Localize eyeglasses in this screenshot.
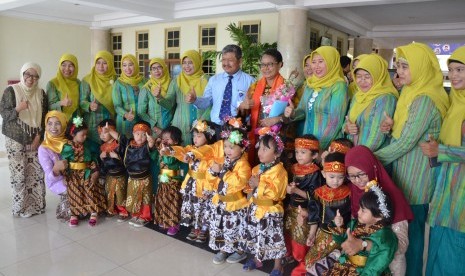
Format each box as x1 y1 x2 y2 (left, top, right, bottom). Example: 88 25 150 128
258 62 277 69
182 61 194 66
347 172 368 182
23 73 40 80
151 66 163 71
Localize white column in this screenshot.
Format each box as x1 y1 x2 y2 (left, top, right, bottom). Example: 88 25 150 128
90 28 111 62
378 48 394 68
354 37 373 58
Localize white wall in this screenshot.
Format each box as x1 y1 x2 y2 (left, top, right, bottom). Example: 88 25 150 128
308 20 350 55
0 16 92 93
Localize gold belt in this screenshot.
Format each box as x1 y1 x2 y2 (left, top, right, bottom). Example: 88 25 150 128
188 170 206 180
252 197 279 206
348 254 367 267
69 162 88 170
218 191 244 202
160 169 179 177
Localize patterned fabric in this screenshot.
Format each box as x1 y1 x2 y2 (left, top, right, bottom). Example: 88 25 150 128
375 96 442 204
56 193 70 221
305 229 340 269
105 174 128 216
5 137 45 216
284 205 310 245
219 75 233 121
293 81 348 150
180 176 208 229
307 249 341 276
209 202 246 253
154 179 182 227
126 175 152 221
346 94 396 152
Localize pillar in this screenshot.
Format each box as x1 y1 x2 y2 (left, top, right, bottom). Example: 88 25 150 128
353 37 373 58
90 28 111 62
277 6 308 81
378 48 394 68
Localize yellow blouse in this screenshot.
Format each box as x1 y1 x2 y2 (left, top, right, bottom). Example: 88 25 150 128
250 162 288 220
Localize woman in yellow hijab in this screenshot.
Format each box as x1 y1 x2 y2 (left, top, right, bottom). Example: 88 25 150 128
156 50 208 145
284 46 348 150
374 42 450 276
420 46 465 275
112 54 147 138
80 50 116 150
344 54 398 152
46 54 80 120
347 54 368 99
38 110 69 221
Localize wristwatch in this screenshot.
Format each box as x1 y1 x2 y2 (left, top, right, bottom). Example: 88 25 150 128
361 240 368 251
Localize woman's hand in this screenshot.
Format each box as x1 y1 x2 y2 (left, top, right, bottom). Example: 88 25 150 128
380 111 393 134
60 93 72 107
420 134 439 158
124 108 135 121
52 160 68 175
90 99 98 112
345 116 359 135
284 101 295 118
15 99 28 112
151 84 162 99
239 95 254 110
259 117 280 127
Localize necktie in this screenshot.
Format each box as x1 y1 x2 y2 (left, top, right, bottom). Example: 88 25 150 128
219 75 233 121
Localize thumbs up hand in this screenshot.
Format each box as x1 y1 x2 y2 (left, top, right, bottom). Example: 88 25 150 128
146 132 155 148
345 116 359 135
420 134 439 158
90 98 98 112
152 83 162 99
380 111 394 133
341 228 363 256
185 86 197 103
239 92 254 110
296 205 309 227
125 107 134 121
61 93 72 107
16 98 29 112
334 209 344 227
284 99 295 118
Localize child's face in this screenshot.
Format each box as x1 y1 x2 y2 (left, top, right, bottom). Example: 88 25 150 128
161 132 175 146
223 140 243 160
99 130 112 143
322 171 345 189
257 141 278 164
193 131 207 147
133 130 147 145
295 148 316 165
73 129 88 144
46 117 62 137
357 206 382 226
347 166 369 190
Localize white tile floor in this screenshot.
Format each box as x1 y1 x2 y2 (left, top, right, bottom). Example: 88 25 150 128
0 157 265 276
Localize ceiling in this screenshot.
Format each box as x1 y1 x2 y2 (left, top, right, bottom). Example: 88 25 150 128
1 0 464 48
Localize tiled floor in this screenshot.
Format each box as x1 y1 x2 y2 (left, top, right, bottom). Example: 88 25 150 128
0 157 265 276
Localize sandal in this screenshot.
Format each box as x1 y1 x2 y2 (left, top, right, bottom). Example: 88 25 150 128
269 269 283 276
69 216 79 227
243 258 262 271
88 214 98 227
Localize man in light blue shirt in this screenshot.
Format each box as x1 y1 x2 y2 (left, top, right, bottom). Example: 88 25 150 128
186 45 254 135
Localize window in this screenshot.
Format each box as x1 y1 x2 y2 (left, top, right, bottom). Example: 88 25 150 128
165 28 180 60
136 31 149 76
336 38 343 55
199 25 217 76
199 25 216 48
111 33 122 76
240 21 260 43
309 29 319 51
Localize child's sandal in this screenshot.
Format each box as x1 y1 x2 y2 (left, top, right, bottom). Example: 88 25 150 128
69 217 79 227
88 214 98 227
243 259 262 271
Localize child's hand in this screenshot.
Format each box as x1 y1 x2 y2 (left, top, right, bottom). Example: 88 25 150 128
286 182 296 194
109 151 119 159
159 143 170 156
306 225 317 246
146 132 155 148
210 161 222 173
153 126 162 137
100 151 107 160
334 209 343 227
183 153 194 163
296 205 309 226
248 174 259 189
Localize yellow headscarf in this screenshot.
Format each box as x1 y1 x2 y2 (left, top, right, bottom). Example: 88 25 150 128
177 50 208 96
349 54 399 122
143 58 171 97
307 46 345 91
439 46 465 146
391 43 450 139
41 111 68 153
348 54 369 99
118 54 144 86
83 51 116 115
294 54 312 106
51 54 79 120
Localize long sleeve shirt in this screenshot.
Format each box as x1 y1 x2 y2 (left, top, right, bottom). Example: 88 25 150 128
137 86 173 130
38 146 66 195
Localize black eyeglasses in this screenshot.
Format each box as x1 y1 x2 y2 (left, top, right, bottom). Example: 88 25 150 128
23 72 39 80
258 62 277 69
347 172 368 182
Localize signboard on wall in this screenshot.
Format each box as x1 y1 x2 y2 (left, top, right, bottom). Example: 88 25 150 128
429 43 465 55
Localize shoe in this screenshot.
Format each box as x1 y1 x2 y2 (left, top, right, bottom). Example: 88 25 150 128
186 229 199 241
133 218 149 228
167 225 180 236
196 231 207 243
117 215 129 222
69 217 79 227
212 251 228 265
269 269 283 276
88 214 98 227
226 252 247 264
20 213 32 218
128 217 138 226
243 258 263 271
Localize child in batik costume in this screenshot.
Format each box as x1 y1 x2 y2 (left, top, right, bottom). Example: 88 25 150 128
325 185 398 276
124 120 157 228
283 134 323 272
160 120 217 242
300 152 351 276
98 119 129 221
154 126 185 236
61 117 106 227
242 130 288 276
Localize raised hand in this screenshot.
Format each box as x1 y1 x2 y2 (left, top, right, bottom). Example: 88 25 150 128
146 132 155 148
239 93 254 110
380 111 393 134
152 83 162 98
341 228 361 256
334 209 343 227
61 93 72 107
90 98 98 111
284 99 295 118
296 205 309 227
16 98 28 112
185 86 197 103
345 116 359 135
420 134 439 158
125 107 135 121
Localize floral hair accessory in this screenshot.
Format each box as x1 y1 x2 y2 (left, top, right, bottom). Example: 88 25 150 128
221 129 250 148
222 116 245 129
72 116 83 128
295 138 319 151
192 120 215 137
323 161 345 173
364 180 378 192
369 185 390 219
257 127 285 154
330 141 350 154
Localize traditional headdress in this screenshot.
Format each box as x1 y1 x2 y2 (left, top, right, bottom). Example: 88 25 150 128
220 116 250 148
256 127 285 154
323 161 345 173
330 141 350 154
295 138 319 151
191 120 215 137
133 122 151 135
368 185 390 219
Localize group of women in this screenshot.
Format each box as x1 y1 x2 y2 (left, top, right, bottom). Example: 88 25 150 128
1 41 464 275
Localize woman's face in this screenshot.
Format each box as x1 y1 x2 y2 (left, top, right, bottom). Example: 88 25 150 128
311 54 328 78
150 62 164 79
182 57 195 76
355 69 374 92
396 61 412 86
122 59 135 77
448 62 465 90
347 166 369 190
303 57 313 78
23 68 39 88
46 117 62 137
60 61 75 78
260 54 281 80
95 58 109 75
